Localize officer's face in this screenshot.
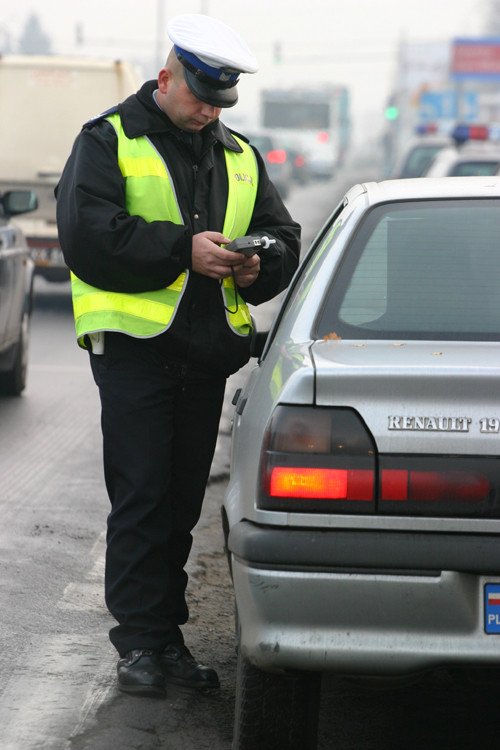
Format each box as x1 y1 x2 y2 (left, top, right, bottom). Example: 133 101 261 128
158 68 222 132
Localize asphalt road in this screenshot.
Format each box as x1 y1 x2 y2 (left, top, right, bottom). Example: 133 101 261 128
5 161 498 750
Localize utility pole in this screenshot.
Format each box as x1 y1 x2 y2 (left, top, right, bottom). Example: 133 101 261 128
155 0 166 74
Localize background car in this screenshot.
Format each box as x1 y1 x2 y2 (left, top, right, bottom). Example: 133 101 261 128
280 135 311 185
224 176 500 748
245 129 294 199
423 143 500 176
390 131 454 178
0 189 38 395
422 124 500 177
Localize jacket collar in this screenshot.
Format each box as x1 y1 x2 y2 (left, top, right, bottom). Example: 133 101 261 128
118 80 244 153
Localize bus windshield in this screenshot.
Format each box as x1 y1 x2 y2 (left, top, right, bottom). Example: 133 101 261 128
262 101 330 130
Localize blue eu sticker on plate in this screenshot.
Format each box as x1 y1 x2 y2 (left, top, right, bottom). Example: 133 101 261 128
485 584 500 633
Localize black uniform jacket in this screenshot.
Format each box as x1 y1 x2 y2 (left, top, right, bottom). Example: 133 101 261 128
56 80 301 377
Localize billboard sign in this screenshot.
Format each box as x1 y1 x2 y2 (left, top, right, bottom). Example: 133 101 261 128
419 90 478 122
452 38 500 80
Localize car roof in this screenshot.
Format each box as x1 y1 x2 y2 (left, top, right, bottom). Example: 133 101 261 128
345 176 500 207
424 143 500 173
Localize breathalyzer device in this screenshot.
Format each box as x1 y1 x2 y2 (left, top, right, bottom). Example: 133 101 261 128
226 235 276 257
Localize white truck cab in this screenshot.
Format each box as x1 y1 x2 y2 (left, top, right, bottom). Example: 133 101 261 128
0 55 141 281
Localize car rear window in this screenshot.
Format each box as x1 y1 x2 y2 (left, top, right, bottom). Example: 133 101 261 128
400 146 444 177
316 199 500 341
450 161 500 176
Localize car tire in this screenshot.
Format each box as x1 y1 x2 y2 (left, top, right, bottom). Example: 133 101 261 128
0 310 30 396
233 642 321 750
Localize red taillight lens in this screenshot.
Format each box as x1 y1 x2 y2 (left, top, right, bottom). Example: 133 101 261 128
382 469 489 502
259 407 376 512
317 131 329 143
294 155 305 167
270 467 373 500
379 456 500 517
267 149 287 164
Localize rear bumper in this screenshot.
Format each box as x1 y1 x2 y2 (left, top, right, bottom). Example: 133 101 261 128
229 522 500 675
229 522 500 575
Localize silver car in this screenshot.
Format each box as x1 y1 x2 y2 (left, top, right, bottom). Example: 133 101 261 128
223 176 500 748
0 189 37 395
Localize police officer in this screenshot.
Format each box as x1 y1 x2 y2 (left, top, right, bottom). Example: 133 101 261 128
56 14 301 697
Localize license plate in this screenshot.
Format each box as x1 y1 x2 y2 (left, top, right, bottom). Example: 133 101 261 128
485 584 500 633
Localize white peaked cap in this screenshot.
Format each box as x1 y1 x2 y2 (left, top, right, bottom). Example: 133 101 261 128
167 14 258 74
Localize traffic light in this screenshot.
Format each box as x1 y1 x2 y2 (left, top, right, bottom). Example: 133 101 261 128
384 104 399 121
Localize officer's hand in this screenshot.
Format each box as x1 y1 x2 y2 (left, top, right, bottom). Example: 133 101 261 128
232 253 260 287
191 231 246 279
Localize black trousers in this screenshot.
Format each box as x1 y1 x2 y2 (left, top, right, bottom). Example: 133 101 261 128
89 333 226 656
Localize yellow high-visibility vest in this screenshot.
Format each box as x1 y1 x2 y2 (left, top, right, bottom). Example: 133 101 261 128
71 112 258 345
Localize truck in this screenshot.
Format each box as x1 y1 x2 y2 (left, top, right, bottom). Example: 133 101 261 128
260 86 350 180
0 55 142 282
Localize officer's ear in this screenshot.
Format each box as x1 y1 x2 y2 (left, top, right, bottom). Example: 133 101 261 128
158 67 173 94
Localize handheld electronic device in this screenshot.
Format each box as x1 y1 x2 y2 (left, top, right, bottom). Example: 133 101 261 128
226 235 276 257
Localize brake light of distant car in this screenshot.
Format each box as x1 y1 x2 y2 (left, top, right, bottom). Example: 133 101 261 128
379 455 500 517
294 155 305 168
266 149 287 164
258 406 376 512
317 131 329 143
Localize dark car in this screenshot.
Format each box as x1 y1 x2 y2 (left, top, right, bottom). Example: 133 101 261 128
0 190 38 395
280 136 311 185
245 130 294 199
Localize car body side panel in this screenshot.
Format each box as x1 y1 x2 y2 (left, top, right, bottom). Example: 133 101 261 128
0 224 29 353
226 345 315 528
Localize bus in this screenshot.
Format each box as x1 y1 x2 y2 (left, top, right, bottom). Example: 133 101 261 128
260 86 350 180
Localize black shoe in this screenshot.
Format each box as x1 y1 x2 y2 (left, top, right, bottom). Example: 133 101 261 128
117 649 166 696
160 644 220 690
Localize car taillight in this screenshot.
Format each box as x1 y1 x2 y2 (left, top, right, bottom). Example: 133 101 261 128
257 406 500 518
258 406 376 512
266 149 287 164
270 467 374 500
379 456 500 517
294 155 305 167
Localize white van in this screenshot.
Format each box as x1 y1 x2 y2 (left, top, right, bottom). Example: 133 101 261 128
0 55 142 281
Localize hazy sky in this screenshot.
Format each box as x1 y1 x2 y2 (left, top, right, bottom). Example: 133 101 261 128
3 0 485 140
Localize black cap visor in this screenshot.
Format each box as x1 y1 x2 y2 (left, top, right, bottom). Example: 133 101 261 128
182 67 238 108
179 58 239 108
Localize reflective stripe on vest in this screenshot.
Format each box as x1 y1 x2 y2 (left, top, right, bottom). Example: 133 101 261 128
71 112 258 344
